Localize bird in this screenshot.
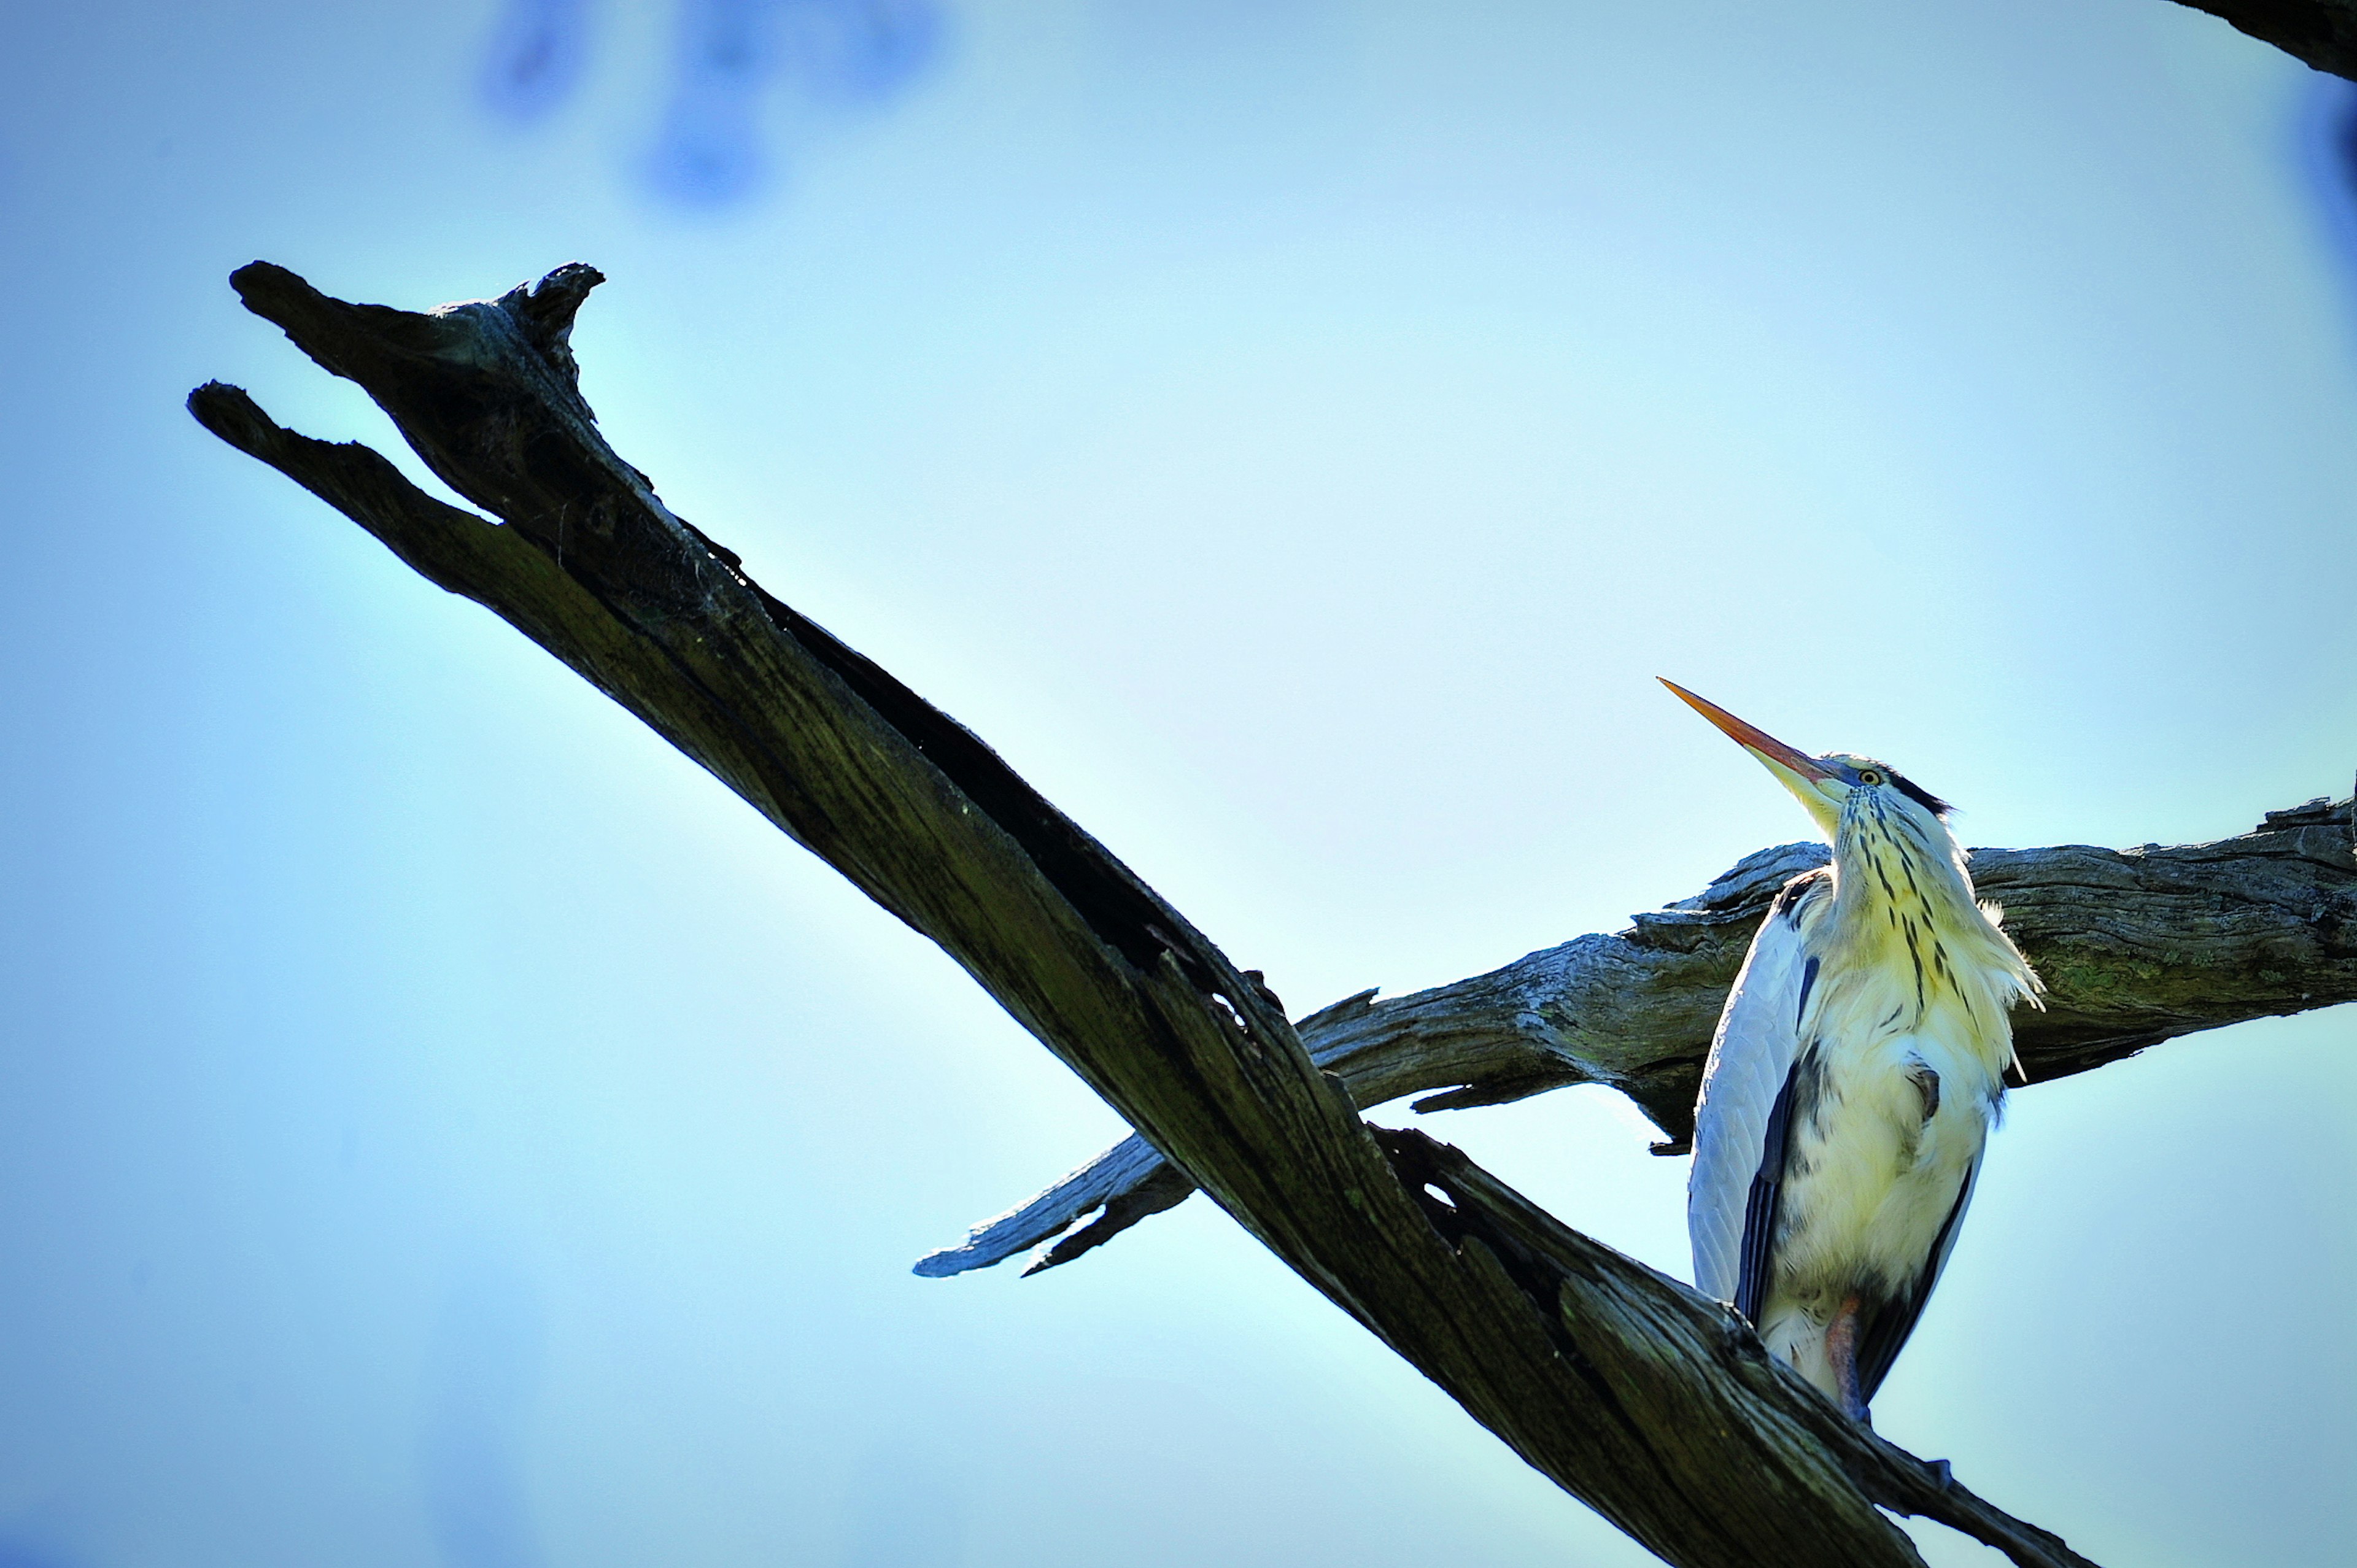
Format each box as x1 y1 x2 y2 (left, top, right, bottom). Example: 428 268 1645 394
1663 679 2042 1420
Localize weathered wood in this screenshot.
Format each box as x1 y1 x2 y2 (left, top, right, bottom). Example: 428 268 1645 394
1385 1130 2092 1568
2168 0 2357 79
926 801 2357 1278
192 261 2100 1568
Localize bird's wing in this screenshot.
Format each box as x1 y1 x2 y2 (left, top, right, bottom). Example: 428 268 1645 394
1689 871 1827 1308
1855 1157 1979 1403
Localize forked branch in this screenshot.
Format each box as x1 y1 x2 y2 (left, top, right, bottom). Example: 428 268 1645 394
924 801 2357 1278
190 261 2129 1568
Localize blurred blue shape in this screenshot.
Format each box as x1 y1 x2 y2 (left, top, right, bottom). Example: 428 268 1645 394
648 0 942 207
419 1264 547 1568
648 0 789 206
648 89 771 206
479 0 593 123
2299 75 2357 274
776 0 941 105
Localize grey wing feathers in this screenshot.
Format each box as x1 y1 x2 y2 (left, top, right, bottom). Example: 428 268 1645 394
1734 1058 1805 1326
1689 875 1824 1304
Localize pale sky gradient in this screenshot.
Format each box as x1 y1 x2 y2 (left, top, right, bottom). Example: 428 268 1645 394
1 3 2353 1566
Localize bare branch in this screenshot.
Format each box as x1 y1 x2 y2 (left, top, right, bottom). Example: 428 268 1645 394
193 262 2101 1568
1385 1130 2094 1568
2167 0 2357 79
927 802 2357 1278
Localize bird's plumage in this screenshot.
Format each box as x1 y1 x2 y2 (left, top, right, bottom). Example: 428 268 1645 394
1690 871 1824 1310
1667 681 2040 1417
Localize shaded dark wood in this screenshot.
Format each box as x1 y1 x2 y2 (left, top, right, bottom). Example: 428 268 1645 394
2170 0 2357 79
192 262 2100 1568
929 801 2357 1278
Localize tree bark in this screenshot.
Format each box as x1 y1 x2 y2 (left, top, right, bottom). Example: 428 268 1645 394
923 800 2357 1279
190 262 2131 1568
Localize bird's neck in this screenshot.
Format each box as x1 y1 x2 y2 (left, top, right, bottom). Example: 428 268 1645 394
1818 799 2028 1054
1828 804 1976 938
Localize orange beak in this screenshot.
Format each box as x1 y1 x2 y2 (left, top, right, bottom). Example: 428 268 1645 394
1658 679 1835 783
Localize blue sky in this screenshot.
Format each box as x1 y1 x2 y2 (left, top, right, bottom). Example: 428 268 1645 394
1 2 2353 1565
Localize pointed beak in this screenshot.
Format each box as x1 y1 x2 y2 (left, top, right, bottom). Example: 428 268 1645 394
1658 679 1837 790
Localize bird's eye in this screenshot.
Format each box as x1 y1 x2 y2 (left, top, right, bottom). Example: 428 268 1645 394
1857 768 1882 786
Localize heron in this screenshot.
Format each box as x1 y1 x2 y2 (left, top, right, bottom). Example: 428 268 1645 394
1664 679 2042 1421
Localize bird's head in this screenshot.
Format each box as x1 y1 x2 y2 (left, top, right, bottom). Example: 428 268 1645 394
1659 679 1953 843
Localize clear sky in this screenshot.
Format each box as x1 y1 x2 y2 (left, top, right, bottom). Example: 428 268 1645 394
2 2 2353 1566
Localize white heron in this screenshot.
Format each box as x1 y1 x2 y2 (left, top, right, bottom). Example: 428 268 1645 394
1665 680 2042 1420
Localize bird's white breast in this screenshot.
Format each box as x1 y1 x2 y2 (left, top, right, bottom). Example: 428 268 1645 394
1768 1017 1997 1303
1753 817 2032 1381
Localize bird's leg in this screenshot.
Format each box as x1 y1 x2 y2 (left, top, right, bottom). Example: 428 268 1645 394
1824 1292 1869 1421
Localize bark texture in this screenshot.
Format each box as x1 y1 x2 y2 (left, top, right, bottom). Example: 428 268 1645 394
192 262 2167 1568
926 801 2357 1279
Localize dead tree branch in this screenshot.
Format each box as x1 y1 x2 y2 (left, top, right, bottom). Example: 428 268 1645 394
924 801 2357 1279
189 261 2118 1568
2169 0 2357 79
